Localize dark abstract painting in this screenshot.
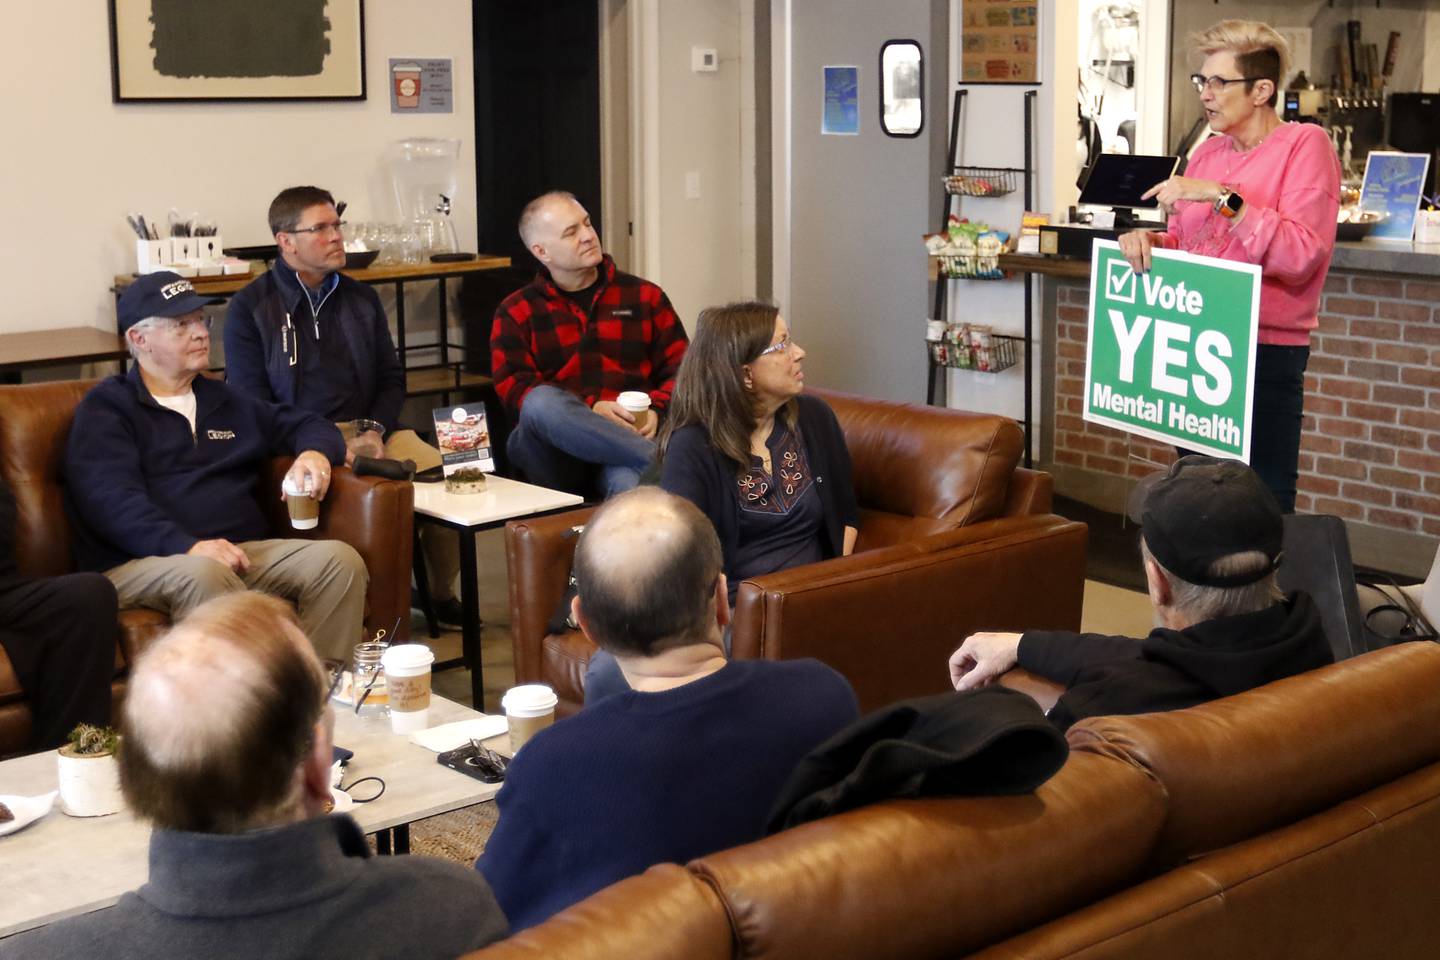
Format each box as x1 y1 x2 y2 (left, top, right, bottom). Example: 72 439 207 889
110 0 365 101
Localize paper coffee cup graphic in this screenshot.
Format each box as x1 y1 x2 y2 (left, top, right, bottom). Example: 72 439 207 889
502 684 558 752
382 644 435 734
282 475 319 530
393 63 422 108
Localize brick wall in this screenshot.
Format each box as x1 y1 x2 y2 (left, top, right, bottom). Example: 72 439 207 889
1050 271 1440 538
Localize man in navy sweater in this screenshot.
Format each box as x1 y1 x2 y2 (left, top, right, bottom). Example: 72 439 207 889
64 272 367 660
476 487 858 930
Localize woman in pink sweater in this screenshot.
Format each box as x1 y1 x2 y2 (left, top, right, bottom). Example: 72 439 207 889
1119 20 1340 513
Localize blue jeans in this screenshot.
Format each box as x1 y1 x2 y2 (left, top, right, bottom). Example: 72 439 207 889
506 385 656 498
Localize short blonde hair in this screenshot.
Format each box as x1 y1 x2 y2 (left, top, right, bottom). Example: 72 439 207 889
1191 20 1290 107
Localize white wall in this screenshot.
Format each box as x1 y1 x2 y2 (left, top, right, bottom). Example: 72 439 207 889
0 2 476 336
650 0 751 323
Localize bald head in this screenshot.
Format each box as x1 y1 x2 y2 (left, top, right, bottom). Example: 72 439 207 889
572 488 723 657
119 592 327 833
517 190 578 248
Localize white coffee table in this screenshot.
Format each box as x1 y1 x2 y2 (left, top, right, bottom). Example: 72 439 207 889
0 695 508 939
412 475 584 709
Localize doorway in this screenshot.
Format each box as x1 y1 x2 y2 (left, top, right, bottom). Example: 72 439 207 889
472 0 604 266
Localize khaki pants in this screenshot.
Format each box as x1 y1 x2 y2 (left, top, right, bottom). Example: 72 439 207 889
106 539 368 660
386 428 460 602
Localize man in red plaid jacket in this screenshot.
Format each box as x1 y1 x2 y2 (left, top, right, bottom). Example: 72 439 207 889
491 191 688 497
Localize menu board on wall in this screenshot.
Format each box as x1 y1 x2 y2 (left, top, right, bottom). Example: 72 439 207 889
961 0 1040 84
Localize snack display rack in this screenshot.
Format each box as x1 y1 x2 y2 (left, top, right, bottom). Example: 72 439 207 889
926 87 1038 467
928 327 1022 374
943 167 1020 198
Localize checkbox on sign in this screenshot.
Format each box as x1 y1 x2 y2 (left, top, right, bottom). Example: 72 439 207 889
1105 259 1136 303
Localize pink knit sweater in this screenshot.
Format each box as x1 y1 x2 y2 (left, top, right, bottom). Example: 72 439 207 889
1155 122 1341 346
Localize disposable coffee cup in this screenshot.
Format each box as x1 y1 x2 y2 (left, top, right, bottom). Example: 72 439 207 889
617 391 653 433
282 475 319 530
381 644 435 734
502 684 558 752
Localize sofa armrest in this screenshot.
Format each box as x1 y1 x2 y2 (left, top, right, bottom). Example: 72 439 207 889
264 460 414 641
1005 467 1053 516
505 507 596 686
730 514 1088 711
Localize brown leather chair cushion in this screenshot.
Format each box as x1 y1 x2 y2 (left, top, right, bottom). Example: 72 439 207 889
541 631 596 718
0 380 95 579
688 751 1165 960
1068 642 1440 868
812 387 1023 526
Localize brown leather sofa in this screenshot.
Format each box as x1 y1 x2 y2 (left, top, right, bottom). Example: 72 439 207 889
0 379 414 755
464 641 1440 960
505 388 1089 715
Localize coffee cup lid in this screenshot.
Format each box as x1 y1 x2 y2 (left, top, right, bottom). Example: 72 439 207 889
502 684 558 715
282 475 314 497
381 643 435 671
616 391 651 411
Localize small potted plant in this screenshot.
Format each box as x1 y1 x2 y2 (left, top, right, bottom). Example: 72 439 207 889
57 723 124 817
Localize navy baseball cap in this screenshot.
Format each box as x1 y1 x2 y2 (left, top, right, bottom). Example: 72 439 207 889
1127 455 1283 587
117 272 223 333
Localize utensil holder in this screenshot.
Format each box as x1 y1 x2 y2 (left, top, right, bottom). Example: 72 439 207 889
135 238 174 274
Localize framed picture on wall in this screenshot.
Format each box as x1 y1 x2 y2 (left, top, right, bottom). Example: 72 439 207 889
960 0 1039 85
108 0 366 102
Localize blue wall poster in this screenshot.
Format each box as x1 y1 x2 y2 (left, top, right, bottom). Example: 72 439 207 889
822 65 859 135
1360 151 1431 241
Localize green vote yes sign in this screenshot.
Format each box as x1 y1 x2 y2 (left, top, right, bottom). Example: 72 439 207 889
1084 240 1261 461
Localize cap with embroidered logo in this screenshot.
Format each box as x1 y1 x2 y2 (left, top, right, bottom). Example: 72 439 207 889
117 272 223 334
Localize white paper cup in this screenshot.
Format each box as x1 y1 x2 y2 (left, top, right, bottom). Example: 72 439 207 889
502 684 558 752
282 475 319 530
381 644 435 733
617 391 653 433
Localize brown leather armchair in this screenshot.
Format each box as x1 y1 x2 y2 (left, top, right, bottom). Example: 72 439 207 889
505 388 1088 714
0 379 414 755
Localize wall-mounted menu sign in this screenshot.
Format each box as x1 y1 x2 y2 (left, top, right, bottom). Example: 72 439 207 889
1360 151 1431 241
960 0 1039 84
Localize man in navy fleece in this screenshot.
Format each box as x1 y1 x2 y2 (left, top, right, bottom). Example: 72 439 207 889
63 271 367 660
476 487 858 930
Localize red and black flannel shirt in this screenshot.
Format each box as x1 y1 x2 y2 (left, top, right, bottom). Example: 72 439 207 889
490 256 689 417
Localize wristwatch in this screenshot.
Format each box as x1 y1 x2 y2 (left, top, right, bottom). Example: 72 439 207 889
1213 188 1245 219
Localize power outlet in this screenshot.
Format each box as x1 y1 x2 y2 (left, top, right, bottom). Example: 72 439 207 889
684 171 702 200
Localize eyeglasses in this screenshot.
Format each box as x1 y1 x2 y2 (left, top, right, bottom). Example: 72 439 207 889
1190 74 1264 95
757 336 794 358
321 658 346 703
162 315 212 334
285 220 347 237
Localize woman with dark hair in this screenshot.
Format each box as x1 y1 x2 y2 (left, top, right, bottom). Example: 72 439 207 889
1118 19 1340 513
582 302 858 702
659 301 858 595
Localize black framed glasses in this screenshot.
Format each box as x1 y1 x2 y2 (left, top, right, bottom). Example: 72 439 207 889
1190 74 1263 95
285 220 347 237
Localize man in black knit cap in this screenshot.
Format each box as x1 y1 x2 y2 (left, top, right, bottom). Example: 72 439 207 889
948 456 1333 731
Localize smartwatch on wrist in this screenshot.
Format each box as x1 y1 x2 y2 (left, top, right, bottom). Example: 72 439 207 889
1213 188 1245 219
